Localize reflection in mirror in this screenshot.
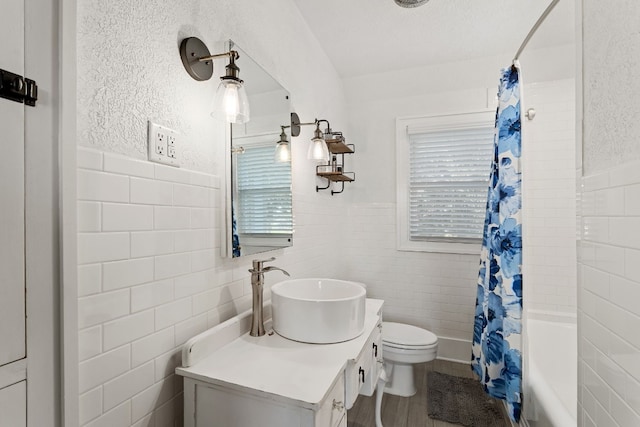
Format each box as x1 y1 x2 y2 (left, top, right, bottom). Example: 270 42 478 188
227 41 293 258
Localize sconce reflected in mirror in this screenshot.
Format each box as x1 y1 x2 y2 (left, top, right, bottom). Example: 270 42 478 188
275 126 291 163
179 37 250 124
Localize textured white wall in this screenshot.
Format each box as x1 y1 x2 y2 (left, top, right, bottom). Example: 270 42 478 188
582 1 640 174
76 1 351 426
340 45 576 361
579 0 640 425
77 0 348 174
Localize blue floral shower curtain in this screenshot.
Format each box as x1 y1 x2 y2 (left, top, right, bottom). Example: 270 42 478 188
471 65 523 422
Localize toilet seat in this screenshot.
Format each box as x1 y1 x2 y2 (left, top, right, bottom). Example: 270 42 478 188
383 341 437 351
382 322 438 348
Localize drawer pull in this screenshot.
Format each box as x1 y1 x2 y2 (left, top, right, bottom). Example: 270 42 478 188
372 343 378 357
359 367 365 383
332 399 344 412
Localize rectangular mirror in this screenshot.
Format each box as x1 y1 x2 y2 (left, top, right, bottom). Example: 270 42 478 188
224 41 293 258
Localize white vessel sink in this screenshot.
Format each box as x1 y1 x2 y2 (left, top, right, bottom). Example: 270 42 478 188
271 278 366 344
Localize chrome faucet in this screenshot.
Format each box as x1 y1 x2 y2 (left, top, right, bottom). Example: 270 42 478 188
248 257 290 337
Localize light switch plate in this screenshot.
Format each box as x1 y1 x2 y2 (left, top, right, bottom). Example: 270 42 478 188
148 121 180 167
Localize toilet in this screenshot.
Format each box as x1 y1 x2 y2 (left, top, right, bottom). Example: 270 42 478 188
381 321 438 397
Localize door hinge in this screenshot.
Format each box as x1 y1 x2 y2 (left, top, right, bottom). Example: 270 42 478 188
0 68 38 106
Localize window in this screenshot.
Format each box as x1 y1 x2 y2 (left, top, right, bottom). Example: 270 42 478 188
396 111 494 254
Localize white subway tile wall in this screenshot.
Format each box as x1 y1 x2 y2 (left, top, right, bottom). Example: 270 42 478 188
84 401 131 427
522 79 577 315
79 386 103 425
578 161 640 426
77 148 227 426
76 147 346 426
342 203 479 343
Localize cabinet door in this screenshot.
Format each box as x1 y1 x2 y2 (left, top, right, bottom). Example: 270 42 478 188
193 382 306 427
0 0 26 368
0 9 27 427
0 381 26 427
360 322 382 397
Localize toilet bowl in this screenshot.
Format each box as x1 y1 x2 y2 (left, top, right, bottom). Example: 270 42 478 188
381 322 438 397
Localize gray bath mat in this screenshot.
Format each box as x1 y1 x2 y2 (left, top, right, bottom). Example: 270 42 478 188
427 371 506 427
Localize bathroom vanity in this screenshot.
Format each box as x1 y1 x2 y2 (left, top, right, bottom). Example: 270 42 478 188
176 299 384 427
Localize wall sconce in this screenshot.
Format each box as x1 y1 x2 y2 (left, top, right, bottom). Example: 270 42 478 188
308 123 330 162
289 113 355 194
179 37 250 124
290 113 341 162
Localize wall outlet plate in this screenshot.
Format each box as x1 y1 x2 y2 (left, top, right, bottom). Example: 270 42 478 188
148 121 180 167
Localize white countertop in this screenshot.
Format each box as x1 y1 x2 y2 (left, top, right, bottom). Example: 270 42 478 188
176 298 383 410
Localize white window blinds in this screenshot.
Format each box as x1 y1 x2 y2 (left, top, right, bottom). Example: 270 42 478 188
236 145 292 235
406 121 494 243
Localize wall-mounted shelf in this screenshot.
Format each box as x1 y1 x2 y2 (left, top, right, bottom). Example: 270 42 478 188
316 170 355 182
316 142 355 195
325 139 354 154
290 113 356 196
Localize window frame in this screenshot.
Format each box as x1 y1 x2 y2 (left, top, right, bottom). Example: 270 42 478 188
396 110 495 255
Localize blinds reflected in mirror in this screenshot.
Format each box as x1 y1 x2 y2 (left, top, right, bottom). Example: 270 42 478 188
235 144 293 235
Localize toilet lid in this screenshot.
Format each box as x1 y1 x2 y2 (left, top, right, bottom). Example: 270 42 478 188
382 322 438 347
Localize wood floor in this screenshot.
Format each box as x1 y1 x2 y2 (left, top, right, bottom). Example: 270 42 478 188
347 359 511 427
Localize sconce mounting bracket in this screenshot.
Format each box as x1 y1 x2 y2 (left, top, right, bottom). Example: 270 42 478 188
180 37 214 81
290 112 301 137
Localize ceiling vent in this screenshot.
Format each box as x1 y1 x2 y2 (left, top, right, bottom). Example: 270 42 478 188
394 0 429 8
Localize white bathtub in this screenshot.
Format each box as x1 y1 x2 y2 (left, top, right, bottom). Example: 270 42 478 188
525 316 577 427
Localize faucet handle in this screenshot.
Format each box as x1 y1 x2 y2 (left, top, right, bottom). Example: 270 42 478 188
251 257 276 271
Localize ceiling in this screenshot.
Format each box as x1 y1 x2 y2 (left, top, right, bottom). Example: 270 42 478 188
292 0 575 78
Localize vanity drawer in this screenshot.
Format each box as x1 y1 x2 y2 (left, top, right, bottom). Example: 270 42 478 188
315 373 346 427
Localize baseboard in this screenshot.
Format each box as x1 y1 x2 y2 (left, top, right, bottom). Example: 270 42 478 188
526 309 577 323
437 336 472 363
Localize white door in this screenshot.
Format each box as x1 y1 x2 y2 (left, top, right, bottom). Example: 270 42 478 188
0 0 27 425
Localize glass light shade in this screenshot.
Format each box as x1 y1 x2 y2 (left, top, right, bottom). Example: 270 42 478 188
212 79 250 124
275 141 291 163
307 137 330 162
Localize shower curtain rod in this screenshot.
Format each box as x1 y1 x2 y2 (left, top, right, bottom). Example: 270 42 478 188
513 0 560 62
